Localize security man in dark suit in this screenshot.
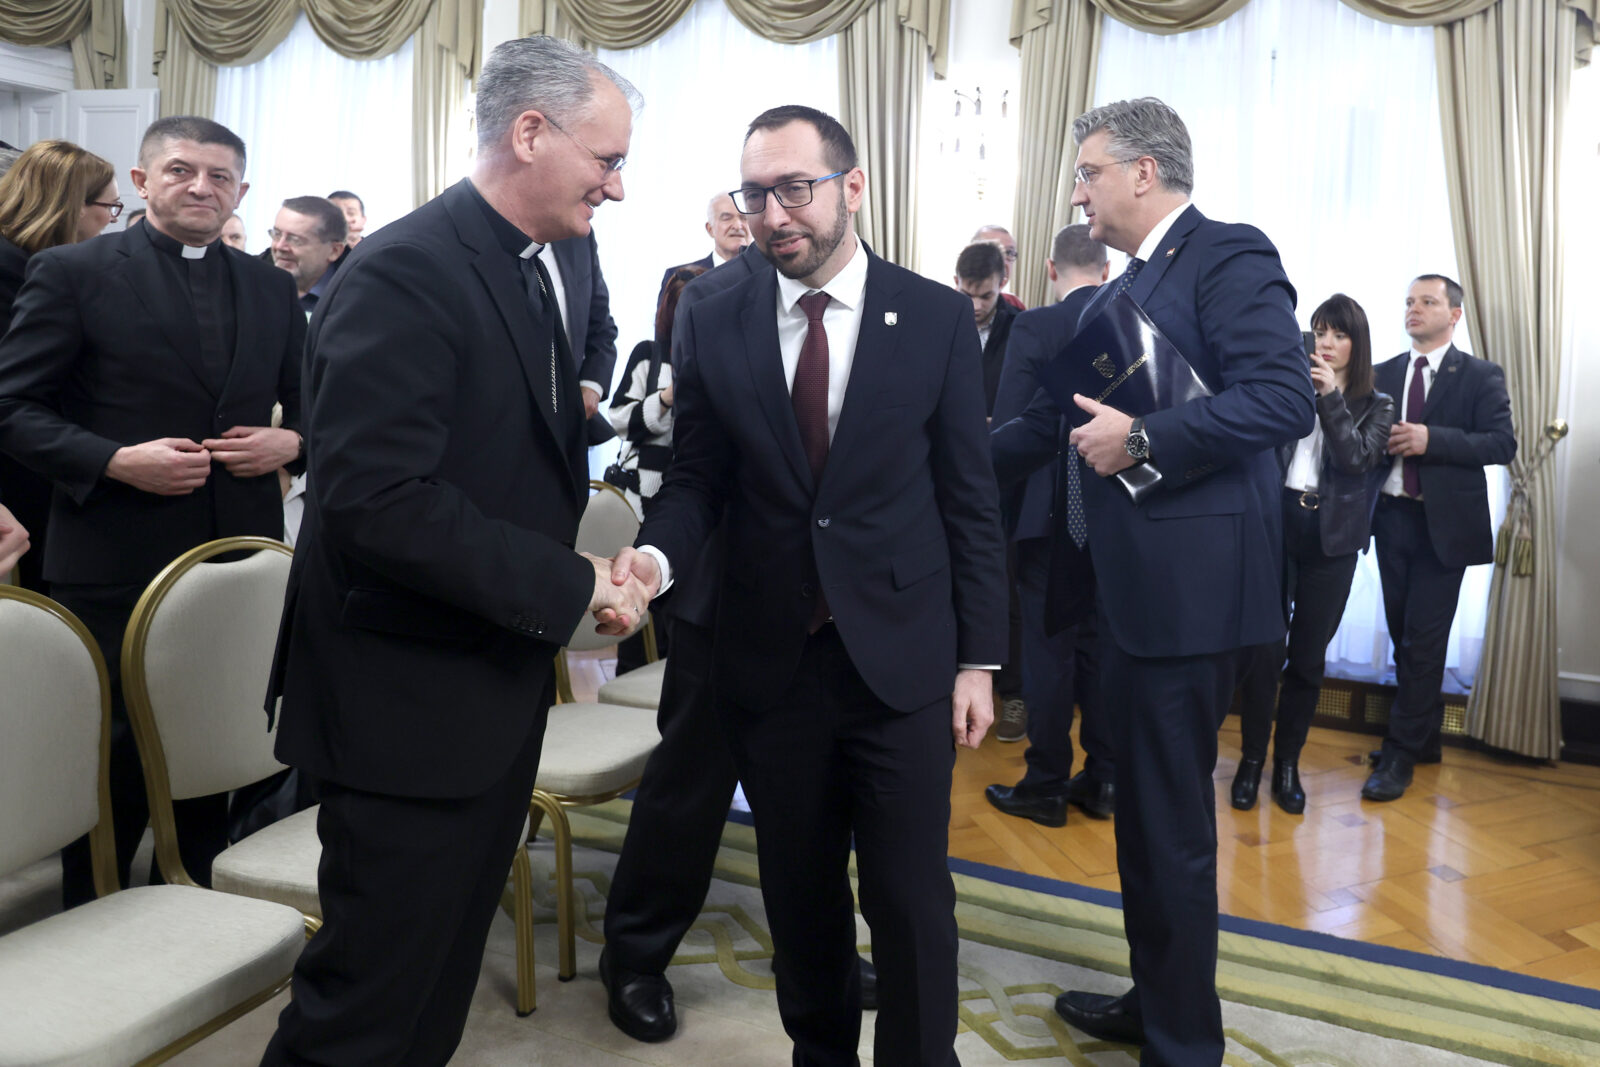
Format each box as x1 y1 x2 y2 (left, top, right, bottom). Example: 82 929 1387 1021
993 98 1314 1064
985 223 1115 827
0 116 305 908
1363 274 1515 802
258 38 650 1065
609 105 1007 1066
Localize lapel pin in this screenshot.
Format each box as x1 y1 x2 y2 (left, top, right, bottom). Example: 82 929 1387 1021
884 312 898 326
1165 247 1176 258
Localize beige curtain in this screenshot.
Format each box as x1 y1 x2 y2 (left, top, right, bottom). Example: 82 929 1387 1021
839 0 928 265
518 0 594 47
0 0 125 89
153 17 217 119
1445 0 1576 759
413 0 480 204
1008 0 1100 308
1090 0 1247 33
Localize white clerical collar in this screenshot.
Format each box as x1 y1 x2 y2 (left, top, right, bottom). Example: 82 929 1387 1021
1133 201 1192 264
181 243 207 259
520 241 543 260
776 234 867 314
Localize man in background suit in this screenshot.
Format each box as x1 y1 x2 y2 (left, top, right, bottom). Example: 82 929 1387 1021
0 116 305 908
656 190 749 300
993 98 1314 1064
972 223 1026 311
544 230 620 445
985 223 1115 827
609 104 1007 1066
259 38 648 1065
1363 274 1514 802
955 240 1018 419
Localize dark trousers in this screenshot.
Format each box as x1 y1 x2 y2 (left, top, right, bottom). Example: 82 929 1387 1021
260 689 550 1067
1104 640 1235 1067
996 542 1023 701
603 618 738 974
1372 496 1463 765
1238 493 1361 765
53 581 229 907
729 625 958 1067
1014 537 1110 792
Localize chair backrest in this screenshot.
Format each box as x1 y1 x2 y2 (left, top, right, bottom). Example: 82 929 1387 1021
122 538 293 809
0 588 113 887
568 482 648 652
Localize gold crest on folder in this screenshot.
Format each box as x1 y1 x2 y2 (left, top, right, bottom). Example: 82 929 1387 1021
1093 353 1117 379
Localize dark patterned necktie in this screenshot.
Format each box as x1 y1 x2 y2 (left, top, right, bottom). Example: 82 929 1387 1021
1065 451 1088 548
793 291 832 480
1402 355 1429 497
1114 256 1145 297
519 254 561 415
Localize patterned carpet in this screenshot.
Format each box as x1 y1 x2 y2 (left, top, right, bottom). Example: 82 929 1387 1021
149 798 1600 1064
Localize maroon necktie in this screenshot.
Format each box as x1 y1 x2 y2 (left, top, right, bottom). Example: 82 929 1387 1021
793 291 831 630
1402 355 1428 497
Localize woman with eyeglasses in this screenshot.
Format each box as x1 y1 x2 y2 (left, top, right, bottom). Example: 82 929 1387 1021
0 139 118 592
1231 293 1395 814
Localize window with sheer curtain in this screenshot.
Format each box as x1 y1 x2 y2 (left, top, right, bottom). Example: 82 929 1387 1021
1094 0 1502 686
213 14 415 257
592 0 838 364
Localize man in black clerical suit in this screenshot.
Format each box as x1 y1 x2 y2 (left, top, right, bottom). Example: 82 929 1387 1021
985 223 1115 828
258 38 649 1065
546 229 620 445
1363 274 1514 802
0 116 305 908
992 98 1314 1065
656 190 749 302
608 105 1006 1067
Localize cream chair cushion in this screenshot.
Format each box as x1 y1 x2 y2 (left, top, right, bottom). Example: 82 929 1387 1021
535 703 659 797
210 805 323 918
596 659 667 710
0 884 303 1067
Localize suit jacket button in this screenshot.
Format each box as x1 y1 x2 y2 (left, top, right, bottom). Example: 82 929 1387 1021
800 582 814 598
817 517 830 528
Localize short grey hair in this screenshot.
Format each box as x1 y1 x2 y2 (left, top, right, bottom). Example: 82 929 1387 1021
1071 97 1194 195
475 36 642 152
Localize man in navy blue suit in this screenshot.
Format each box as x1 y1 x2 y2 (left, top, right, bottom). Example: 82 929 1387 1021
606 104 1007 1066
985 223 1115 828
993 98 1314 1065
1363 275 1514 801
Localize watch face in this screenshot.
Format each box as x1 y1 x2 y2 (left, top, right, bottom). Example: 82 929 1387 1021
1126 432 1149 460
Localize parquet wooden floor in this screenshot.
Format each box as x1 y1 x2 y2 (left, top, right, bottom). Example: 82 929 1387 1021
567 650 1600 991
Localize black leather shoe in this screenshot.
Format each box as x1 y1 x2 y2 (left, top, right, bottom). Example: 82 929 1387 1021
1271 758 1305 815
599 947 676 1042
1053 989 1145 1045
985 783 1068 827
858 955 877 1011
1368 746 1441 766
1361 759 1414 802
1230 758 1263 811
1064 770 1115 819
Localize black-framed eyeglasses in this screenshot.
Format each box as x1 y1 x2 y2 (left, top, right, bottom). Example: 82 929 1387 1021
731 171 846 215
1073 157 1142 186
87 199 123 219
546 115 626 176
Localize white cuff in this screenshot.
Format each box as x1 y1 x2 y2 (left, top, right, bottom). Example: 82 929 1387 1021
958 664 1001 671
637 545 673 595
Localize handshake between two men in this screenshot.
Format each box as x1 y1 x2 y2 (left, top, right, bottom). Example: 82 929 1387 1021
582 547 663 639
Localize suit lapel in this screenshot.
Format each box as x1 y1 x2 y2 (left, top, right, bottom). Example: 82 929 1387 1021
1421 345 1465 421
740 270 814 492
1375 353 1406 401
826 255 903 475
216 251 261 402
119 237 217 396
1127 204 1202 306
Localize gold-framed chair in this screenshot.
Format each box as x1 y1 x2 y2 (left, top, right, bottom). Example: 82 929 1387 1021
120 537 543 1014
0 585 305 1065
521 484 661 980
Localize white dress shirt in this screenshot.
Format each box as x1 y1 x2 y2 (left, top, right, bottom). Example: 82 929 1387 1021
1133 201 1192 266
536 242 604 400
1283 418 1325 493
1381 341 1449 498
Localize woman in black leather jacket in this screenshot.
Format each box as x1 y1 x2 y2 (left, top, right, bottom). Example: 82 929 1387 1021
1233 293 1396 814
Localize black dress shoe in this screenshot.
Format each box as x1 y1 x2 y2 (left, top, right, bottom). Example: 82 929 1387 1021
1271 758 1305 815
858 955 877 1010
1230 757 1263 811
984 783 1068 827
1053 989 1145 1045
1360 759 1414 802
599 947 676 1042
1368 746 1441 766
1064 770 1115 819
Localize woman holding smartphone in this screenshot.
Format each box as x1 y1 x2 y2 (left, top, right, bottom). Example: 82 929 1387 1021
1232 293 1395 814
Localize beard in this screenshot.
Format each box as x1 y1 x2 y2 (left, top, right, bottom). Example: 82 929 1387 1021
759 193 849 281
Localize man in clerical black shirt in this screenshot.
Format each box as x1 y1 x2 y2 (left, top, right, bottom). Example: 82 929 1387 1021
0 115 306 908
